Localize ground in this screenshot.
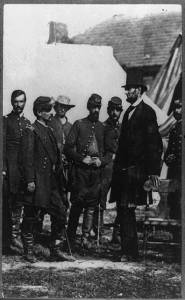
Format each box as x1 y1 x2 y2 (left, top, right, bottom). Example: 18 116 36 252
2 206 181 298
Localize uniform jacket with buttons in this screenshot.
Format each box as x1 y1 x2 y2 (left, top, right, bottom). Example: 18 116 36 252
3 111 31 194
19 120 63 210
64 116 110 166
104 118 121 156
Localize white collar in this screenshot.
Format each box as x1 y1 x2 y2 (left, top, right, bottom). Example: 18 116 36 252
132 97 143 107
37 119 48 127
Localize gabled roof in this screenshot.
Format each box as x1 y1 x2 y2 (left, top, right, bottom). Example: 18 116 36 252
72 12 182 68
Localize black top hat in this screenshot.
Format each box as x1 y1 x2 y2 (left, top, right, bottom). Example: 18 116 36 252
121 70 147 92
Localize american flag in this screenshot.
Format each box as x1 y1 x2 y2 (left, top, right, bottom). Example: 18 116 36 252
146 33 182 136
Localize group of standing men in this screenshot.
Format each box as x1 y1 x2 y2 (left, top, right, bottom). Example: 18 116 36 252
3 75 164 263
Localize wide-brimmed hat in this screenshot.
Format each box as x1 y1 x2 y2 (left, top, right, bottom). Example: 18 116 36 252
55 95 75 109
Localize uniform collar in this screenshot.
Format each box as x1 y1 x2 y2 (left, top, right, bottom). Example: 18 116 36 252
12 110 24 117
106 117 119 128
87 115 99 123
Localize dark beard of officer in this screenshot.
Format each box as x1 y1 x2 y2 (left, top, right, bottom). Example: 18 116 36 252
89 111 99 122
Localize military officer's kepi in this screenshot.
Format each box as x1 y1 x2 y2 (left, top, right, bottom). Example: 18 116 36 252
55 95 75 109
33 96 53 115
108 96 123 111
87 93 102 109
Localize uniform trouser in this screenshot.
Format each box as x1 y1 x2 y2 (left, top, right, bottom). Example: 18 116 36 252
117 206 139 258
68 166 101 242
7 193 23 244
67 203 94 241
93 170 112 237
22 205 66 252
112 213 121 242
93 207 104 237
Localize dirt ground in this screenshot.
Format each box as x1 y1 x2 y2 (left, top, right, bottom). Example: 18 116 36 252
2 207 181 298
2 233 181 299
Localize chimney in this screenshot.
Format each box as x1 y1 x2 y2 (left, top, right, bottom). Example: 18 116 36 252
47 21 70 44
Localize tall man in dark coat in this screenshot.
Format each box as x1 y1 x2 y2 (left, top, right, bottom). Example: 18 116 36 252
110 76 163 261
20 96 75 262
93 97 122 240
64 93 110 249
164 99 182 219
3 90 31 253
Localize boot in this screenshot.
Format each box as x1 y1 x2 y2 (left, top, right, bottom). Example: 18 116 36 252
81 234 92 250
22 232 37 263
111 215 121 244
81 208 94 250
50 240 75 261
10 207 24 253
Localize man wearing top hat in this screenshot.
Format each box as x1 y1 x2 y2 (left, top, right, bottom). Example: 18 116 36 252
3 90 31 254
110 73 163 262
64 93 110 250
92 96 123 241
19 96 75 262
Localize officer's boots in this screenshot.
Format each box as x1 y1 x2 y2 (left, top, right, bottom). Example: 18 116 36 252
10 207 24 254
22 232 37 263
111 215 121 244
21 218 37 263
81 208 94 250
50 240 75 261
50 226 75 262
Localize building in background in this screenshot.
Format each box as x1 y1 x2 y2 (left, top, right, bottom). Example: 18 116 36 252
72 12 181 91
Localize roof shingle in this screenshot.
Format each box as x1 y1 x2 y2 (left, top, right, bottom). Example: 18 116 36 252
72 12 182 67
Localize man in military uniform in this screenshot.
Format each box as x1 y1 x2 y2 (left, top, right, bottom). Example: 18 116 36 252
164 99 182 219
20 96 75 262
92 97 122 241
3 90 31 254
110 75 163 262
64 93 110 249
49 95 75 158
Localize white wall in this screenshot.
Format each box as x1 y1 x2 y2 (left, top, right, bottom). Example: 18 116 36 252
3 43 126 123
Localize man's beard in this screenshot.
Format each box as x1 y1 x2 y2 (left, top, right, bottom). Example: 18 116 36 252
126 95 138 104
14 107 24 114
90 111 99 122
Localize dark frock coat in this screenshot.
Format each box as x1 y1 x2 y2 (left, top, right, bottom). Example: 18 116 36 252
110 100 163 207
20 121 67 223
3 111 31 195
